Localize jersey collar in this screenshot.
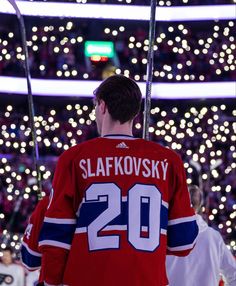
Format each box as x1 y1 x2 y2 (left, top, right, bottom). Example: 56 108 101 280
102 134 136 140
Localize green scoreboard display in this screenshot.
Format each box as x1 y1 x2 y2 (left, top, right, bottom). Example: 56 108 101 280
85 41 115 59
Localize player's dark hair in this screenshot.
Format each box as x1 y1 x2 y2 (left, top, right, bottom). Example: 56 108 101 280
94 75 142 124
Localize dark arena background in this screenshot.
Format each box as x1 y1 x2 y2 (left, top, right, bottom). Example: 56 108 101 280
0 0 235 284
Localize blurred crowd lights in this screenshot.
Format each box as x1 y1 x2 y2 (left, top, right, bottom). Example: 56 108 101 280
0 0 235 257
0 18 235 83
0 102 236 254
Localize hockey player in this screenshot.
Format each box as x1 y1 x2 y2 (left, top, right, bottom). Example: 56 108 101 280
36 75 197 285
21 196 49 284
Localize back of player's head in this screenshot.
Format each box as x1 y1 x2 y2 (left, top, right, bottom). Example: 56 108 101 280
188 185 204 213
94 75 142 124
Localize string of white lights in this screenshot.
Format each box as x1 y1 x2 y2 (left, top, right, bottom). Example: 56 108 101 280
0 1 235 21
0 76 235 99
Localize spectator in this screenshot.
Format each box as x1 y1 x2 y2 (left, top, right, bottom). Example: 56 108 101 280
166 185 236 286
0 247 25 286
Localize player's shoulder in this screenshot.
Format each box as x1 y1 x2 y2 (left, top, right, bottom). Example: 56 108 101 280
30 196 49 223
200 225 224 247
207 226 223 239
35 196 49 212
11 262 25 271
142 139 182 161
58 137 100 162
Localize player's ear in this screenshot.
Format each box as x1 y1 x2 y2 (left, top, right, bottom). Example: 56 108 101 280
100 100 107 114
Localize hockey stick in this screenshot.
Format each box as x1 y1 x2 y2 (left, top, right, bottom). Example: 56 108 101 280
142 0 157 140
7 0 42 200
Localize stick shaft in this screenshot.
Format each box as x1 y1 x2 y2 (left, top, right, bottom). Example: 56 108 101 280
19 16 42 200
143 0 157 140
8 0 42 200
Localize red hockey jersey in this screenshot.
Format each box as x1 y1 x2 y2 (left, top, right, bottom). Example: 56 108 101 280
39 135 198 286
21 196 49 273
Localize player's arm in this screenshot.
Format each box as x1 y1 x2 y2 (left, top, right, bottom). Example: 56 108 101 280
21 196 49 271
38 151 77 285
167 154 198 256
219 234 236 286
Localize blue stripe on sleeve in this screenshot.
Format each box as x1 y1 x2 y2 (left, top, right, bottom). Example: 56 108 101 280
21 244 41 269
160 205 168 230
39 222 76 245
167 220 198 248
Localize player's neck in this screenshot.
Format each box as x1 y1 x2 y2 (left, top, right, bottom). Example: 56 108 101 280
101 119 133 137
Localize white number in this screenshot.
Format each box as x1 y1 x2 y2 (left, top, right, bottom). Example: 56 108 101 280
25 223 33 240
86 183 121 251
128 184 161 251
85 183 161 252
